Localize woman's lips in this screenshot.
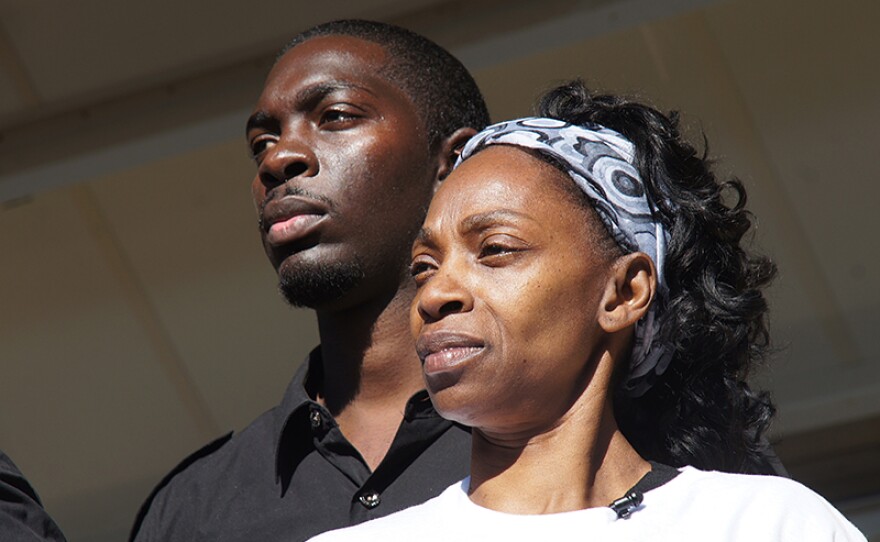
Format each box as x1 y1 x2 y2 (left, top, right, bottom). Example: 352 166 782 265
417 331 486 376
266 213 324 246
422 346 484 375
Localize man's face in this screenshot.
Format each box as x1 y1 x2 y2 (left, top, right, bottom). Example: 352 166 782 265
247 35 436 310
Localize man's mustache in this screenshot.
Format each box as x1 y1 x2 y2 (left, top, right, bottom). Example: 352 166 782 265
258 183 335 231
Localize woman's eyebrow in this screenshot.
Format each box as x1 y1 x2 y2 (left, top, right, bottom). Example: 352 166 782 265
414 209 537 250
413 227 437 249
459 209 536 233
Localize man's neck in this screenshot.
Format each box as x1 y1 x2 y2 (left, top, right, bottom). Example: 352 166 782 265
313 280 425 470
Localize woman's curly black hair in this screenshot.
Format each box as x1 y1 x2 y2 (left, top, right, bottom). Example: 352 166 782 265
537 80 778 474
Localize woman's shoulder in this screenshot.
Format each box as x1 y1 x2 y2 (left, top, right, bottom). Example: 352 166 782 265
669 465 835 503
643 466 866 541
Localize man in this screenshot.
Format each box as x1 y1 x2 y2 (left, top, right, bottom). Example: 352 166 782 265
130 20 490 542
1 450 67 541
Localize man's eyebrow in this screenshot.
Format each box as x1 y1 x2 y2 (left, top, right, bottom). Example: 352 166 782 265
294 81 373 105
246 82 374 135
246 110 273 135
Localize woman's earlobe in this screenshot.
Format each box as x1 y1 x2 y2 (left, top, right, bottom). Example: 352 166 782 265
599 253 656 333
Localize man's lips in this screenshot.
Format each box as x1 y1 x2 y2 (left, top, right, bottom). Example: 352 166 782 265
266 214 323 246
416 331 486 375
260 196 327 247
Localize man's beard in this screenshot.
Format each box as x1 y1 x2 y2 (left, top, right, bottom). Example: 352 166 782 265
278 259 366 308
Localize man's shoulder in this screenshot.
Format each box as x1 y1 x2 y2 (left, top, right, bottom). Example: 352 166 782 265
129 431 233 536
129 406 285 541
132 353 317 535
156 407 281 483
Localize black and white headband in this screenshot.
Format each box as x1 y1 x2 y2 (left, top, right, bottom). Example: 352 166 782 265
455 117 674 396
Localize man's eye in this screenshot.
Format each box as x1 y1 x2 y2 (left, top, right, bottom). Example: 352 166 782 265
321 109 358 125
249 137 275 160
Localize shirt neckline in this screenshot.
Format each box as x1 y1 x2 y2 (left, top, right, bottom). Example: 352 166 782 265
453 462 682 523
272 346 449 485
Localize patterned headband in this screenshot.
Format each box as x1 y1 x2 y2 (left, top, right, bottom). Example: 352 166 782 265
455 117 673 396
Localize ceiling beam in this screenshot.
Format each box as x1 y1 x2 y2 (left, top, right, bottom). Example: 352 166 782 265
0 20 41 107
0 0 720 203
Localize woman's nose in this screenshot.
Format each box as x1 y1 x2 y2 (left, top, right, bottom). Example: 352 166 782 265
416 265 474 324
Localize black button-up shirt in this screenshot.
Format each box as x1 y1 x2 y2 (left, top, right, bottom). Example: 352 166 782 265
0 450 67 541
130 348 470 542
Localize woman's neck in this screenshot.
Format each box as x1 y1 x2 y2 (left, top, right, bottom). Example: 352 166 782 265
467 390 649 515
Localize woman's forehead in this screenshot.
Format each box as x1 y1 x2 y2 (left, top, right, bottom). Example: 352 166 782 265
427 146 591 235
444 147 563 197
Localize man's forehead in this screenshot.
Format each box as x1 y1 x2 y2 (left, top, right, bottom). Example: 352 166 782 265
275 34 390 74
255 35 419 116
259 36 398 101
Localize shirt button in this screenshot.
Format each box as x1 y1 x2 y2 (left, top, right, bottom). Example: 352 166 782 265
358 490 381 509
309 409 322 429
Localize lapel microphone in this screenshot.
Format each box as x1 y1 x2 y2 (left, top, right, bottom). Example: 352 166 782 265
609 490 644 519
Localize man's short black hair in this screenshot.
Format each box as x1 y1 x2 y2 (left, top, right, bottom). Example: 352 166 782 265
279 19 490 149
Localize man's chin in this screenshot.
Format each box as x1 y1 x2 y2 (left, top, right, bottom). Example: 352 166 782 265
277 259 365 309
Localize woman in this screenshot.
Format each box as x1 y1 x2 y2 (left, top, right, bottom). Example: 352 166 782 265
308 81 865 541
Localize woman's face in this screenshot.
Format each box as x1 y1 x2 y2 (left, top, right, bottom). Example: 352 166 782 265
410 146 616 434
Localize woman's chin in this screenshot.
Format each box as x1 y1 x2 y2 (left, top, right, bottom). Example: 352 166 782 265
426 384 482 426
423 365 462 393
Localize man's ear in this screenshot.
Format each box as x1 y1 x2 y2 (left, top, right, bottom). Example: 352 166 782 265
434 127 478 188
598 252 656 333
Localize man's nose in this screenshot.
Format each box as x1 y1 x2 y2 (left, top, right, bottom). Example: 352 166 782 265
416 265 474 324
258 136 318 190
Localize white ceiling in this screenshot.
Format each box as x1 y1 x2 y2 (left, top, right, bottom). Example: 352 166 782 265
1 0 878 540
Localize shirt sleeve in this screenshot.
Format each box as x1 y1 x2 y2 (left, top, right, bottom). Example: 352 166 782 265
129 432 232 542
777 481 868 542
0 451 67 542
717 473 869 542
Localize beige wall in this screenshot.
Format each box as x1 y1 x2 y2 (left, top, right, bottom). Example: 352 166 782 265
1 0 878 539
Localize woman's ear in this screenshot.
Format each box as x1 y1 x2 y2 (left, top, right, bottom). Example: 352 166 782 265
598 252 656 333
434 127 478 187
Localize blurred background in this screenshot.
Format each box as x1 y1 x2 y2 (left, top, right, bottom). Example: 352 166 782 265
1 0 878 540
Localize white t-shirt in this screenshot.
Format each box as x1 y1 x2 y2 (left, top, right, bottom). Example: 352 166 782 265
308 466 866 541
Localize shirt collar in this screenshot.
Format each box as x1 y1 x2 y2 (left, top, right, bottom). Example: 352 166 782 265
276 347 321 423
273 347 448 488
273 348 319 489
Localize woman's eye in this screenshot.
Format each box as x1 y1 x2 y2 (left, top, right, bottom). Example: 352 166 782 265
479 242 523 260
410 260 436 284
478 236 528 264
479 243 512 257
